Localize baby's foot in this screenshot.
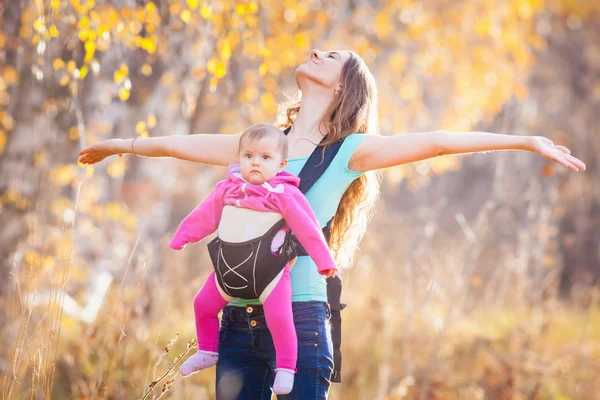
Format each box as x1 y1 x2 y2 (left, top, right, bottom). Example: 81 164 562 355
179 350 219 377
272 368 295 395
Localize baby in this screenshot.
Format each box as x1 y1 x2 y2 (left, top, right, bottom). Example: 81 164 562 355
170 123 337 394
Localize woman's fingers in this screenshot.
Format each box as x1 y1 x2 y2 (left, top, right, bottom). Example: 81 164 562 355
569 155 586 171
555 145 571 154
559 154 585 172
562 153 586 171
552 144 585 170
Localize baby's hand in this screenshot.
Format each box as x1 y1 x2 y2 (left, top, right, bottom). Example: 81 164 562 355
324 269 337 278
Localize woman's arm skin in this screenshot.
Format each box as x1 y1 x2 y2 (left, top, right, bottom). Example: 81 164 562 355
349 130 586 173
78 133 241 166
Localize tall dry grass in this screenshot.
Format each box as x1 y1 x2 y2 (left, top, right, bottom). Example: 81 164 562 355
2 181 599 399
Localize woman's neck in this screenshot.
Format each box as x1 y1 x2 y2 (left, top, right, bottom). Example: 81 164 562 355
288 92 333 143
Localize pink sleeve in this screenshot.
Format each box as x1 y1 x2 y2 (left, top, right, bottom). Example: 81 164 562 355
276 189 338 275
169 182 226 250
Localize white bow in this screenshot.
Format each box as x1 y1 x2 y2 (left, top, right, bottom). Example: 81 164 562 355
262 182 284 193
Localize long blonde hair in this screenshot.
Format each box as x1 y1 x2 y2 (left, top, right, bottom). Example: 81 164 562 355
276 51 381 269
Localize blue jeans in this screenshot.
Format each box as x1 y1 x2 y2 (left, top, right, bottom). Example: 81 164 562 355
215 301 334 399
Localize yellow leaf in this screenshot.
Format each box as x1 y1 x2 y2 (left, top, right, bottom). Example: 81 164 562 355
53 164 77 186
200 5 212 19
107 157 126 178
78 16 90 29
215 62 226 78
260 92 277 114
169 3 181 15
52 58 65 70
140 37 156 53
33 18 46 34
259 63 267 76
147 113 157 128
135 121 146 134
79 65 88 79
206 59 216 73
187 0 199 10
140 63 152 76
118 87 130 101
0 111 13 130
295 33 310 53
0 129 6 155
89 10 100 22
220 38 231 60
78 28 90 42
473 18 490 37
67 60 76 73
123 213 138 230
59 74 70 86
3 66 19 85
235 4 246 16
114 64 128 83
3 188 19 203
51 0 60 9
374 12 390 39
139 130 149 138
160 72 175 85
84 40 96 54
106 202 122 219
180 9 192 23
86 165 94 177
49 24 59 38
431 155 460 174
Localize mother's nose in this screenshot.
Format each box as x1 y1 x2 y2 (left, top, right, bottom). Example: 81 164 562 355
311 49 321 59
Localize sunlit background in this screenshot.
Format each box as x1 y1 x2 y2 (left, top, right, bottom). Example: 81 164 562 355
1 0 599 399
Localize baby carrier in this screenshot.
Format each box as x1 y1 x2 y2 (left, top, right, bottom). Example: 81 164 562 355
206 126 348 382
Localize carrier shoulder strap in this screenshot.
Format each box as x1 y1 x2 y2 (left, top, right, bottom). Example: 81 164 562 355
283 125 346 383
283 127 345 196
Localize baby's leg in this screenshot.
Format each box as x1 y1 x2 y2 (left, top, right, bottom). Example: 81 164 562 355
261 263 297 394
180 272 234 377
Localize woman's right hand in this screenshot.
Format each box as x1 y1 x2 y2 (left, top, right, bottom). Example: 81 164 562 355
78 139 123 165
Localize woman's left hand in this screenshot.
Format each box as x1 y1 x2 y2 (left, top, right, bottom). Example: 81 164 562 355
528 136 586 172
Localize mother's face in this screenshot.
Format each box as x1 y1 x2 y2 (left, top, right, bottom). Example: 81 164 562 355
295 49 351 93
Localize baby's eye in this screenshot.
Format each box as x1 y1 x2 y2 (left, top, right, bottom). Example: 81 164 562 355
263 155 270 160
245 154 252 158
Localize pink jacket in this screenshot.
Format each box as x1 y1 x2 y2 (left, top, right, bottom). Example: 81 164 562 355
169 163 337 275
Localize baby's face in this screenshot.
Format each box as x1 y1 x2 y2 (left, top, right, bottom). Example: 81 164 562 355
239 136 287 184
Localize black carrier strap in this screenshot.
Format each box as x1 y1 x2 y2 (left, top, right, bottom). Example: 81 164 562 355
283 126 346 383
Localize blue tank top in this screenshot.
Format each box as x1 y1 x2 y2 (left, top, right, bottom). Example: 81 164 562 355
230 133 367 306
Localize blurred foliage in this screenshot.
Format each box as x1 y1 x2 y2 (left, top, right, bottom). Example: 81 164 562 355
0 0 599 399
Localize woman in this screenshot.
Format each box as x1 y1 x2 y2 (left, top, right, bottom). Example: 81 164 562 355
79 49 585 399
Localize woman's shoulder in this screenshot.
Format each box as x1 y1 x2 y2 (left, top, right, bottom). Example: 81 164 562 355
334 133 368 176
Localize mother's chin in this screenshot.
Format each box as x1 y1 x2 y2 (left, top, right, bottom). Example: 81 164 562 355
294 65 318 91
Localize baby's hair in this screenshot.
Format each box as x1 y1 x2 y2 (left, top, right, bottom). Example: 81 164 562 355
239 123 288 159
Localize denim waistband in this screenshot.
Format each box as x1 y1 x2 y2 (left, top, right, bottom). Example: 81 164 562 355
221 300 330 330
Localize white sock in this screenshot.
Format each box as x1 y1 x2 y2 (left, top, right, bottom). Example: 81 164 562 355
179 350 219 377
272 368 295 395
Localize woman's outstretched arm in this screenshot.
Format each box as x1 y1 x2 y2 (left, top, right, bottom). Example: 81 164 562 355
349 130 586 173
78 133 241 166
